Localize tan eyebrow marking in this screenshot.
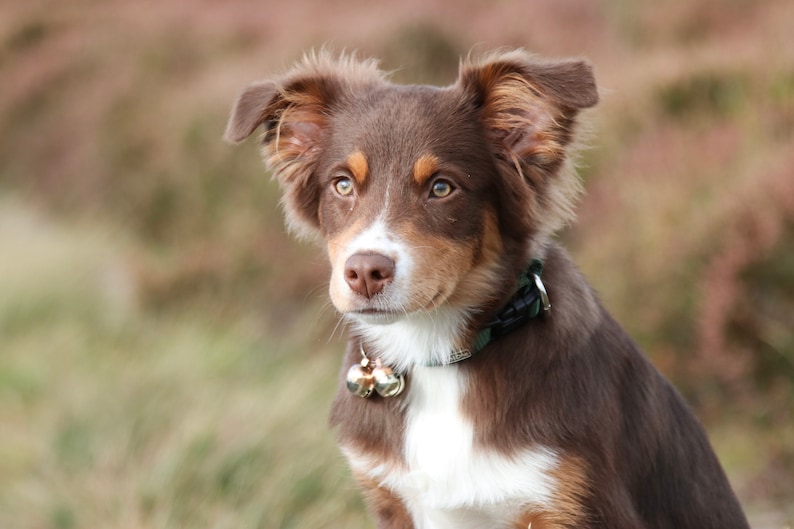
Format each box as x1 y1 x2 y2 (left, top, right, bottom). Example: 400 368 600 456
413 153 439 185
346 150 369 184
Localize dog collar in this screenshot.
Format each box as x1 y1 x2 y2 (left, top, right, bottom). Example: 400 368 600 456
459 259 550 357
345 260 550 398
429 258 551 366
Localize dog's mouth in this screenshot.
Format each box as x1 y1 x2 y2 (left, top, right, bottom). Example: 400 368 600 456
344 289 451 325
356 307 396 314
348 308 404 324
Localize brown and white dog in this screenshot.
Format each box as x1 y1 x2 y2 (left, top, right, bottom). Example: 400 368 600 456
225 50 750 529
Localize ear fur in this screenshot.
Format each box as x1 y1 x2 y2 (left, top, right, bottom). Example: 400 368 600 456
224 51 385 238
224 81 279 143
457 50 599 237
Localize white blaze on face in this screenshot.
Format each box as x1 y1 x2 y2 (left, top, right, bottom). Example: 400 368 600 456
327 218 415 314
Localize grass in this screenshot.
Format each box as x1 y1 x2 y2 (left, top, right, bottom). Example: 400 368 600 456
0 199 368 529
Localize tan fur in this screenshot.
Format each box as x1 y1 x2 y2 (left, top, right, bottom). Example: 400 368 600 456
412 153 439 186
512 450 589 527
346 150 369 185
398 227 478 311
444 209 507 310
355 473 414 529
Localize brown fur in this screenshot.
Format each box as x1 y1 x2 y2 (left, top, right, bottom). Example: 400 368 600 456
225 49 751 529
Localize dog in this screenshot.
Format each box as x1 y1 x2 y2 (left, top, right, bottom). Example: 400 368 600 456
225 49 750 529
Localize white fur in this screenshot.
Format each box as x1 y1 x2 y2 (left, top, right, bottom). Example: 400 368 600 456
343 325 560 529
353 307 470 373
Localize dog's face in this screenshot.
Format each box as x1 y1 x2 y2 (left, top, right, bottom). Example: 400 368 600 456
226 51 597 325
313 88 505 321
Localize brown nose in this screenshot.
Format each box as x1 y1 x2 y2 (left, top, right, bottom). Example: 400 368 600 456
344 253 395 299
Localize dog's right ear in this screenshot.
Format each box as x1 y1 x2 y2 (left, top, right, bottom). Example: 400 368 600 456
224 81 279 143
224 74 334 237
224 75 334 157
225 52 384 237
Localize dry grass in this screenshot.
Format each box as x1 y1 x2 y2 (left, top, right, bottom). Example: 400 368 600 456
1 0 793 527
0 201 369 528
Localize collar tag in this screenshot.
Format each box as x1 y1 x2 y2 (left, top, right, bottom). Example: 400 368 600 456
446 349 473 365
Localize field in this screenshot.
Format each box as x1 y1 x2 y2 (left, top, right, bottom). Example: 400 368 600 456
1 0 793 527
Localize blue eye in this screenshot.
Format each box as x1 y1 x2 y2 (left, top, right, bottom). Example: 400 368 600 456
334 177 354 196
431 180 453 198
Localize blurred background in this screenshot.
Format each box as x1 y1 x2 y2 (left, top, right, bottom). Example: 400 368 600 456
1 0 792 527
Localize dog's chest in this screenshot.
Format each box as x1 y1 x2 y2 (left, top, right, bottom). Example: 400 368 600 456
345 366 561 529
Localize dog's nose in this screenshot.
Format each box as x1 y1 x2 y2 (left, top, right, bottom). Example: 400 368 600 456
344 253 395 299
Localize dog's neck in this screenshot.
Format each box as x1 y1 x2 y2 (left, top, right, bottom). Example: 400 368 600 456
352 306 472 374
351 259 549 374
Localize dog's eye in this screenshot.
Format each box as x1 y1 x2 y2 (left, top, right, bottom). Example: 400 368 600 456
333 177 354 197
430 180 454 198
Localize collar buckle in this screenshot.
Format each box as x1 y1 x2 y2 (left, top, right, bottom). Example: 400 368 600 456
533 271 552 314
487 262 550 341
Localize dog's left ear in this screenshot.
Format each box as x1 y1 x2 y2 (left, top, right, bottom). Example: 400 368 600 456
458 50 597 175
457 50 598 235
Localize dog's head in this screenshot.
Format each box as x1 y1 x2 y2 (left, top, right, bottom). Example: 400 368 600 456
226 50 597 328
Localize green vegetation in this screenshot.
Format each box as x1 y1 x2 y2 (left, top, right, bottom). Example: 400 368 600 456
0 202 368 528
1 0 792 527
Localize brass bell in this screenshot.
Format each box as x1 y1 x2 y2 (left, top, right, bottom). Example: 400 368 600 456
372 363 405 398
346 359 375 398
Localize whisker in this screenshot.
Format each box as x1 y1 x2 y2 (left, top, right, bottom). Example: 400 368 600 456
303 281 329 305
328 314 349 343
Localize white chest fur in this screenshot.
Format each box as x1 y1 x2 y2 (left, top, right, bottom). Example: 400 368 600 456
344 365 561 529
